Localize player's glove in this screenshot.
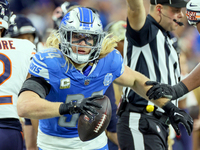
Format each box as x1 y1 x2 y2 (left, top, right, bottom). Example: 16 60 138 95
186 0 200 26
59 95 103 120
162 101 193 136
145 81 189 100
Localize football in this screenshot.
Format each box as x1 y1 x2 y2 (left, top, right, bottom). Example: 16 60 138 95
78 95 112 141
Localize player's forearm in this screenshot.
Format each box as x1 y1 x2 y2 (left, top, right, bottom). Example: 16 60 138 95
182 63 200 92
114 66 170 108
133 82 169 107
17 91 62 119
133 72 170 108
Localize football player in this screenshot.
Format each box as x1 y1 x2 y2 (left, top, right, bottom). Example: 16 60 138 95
6 14 39 150
0 0 36 150
7 14 40 49
17 7 192 150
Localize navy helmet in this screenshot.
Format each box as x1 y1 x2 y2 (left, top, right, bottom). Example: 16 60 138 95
7 14 36 38
0 0 11 30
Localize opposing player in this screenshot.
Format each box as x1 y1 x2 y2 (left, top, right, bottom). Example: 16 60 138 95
0 0 36 150
6 14 39 150
7 14 38 43
17 7 193 150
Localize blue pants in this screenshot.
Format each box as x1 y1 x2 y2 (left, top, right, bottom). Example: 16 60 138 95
0 128 23 150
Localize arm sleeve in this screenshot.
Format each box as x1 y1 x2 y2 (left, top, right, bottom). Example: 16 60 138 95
19 76 51 98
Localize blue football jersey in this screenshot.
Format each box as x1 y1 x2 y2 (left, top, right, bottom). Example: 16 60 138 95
29 48 124 138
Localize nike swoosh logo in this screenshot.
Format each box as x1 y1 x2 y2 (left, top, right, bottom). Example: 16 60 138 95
174 112 184 117
190 3 198 7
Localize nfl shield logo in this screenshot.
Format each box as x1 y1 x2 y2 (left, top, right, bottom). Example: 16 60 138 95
103 73 113 86
84 79 90 85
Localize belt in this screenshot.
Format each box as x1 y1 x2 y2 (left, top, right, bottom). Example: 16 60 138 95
125 103 170 125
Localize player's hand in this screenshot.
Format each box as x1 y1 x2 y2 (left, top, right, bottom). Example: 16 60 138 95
186 0 200 26
59 95 102 120
146 81 175 100
162 102 193 136
146 81 189 100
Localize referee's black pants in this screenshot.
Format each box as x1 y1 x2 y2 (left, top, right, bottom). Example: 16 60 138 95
117 111 169 150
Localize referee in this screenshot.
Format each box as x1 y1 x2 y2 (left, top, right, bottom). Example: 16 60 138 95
117 0 189 150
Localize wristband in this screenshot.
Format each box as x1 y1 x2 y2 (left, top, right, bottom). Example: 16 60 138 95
173 81 189 99
59 103 70 115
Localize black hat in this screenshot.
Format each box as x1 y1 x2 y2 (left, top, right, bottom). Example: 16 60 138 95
150 0 187 8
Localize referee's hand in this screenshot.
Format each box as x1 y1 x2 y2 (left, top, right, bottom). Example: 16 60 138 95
162 101 193 136
146 81 189 101
145 81 174 100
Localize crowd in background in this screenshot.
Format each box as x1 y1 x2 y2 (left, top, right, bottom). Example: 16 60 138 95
6 0 200 149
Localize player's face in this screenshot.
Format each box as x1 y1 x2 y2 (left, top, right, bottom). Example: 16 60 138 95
71 33 94 55
17 34 35 43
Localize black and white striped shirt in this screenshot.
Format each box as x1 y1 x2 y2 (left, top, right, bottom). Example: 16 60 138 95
123 15 181 110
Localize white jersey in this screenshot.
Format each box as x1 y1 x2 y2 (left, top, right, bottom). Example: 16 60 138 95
37 129 108 150
0 38 36 119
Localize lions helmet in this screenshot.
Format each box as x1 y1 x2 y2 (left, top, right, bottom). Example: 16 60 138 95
59 7 106 64
0 0 11 30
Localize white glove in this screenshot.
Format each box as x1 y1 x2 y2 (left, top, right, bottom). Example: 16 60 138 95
186 0 200 26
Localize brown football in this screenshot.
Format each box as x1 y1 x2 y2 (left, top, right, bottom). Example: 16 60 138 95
78 95 112 141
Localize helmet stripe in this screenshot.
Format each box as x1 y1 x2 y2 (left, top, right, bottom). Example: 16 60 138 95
89 9 93 28
78 7 94 28
78 7 83 27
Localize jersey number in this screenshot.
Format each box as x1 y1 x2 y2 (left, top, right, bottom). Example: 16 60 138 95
0 53 12 105
58 90 103 127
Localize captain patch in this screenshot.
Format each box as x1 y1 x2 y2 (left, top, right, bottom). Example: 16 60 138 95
60 78 70 89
